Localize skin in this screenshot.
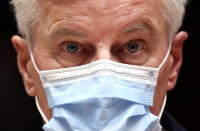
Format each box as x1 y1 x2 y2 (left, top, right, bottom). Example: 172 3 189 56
12 0 188 122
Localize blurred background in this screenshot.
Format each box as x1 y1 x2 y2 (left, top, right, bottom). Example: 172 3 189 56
0 1 199 131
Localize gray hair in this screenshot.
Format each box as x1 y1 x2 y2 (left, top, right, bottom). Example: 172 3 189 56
161 0 188 41
10 0 39 45
10 0 188 45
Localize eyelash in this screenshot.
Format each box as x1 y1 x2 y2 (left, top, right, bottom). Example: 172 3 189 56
120 40 145 53
61 41 82 54
60 39 146 57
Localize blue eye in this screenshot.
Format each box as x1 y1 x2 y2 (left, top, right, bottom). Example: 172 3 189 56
63 41 80 54
126 41 140 53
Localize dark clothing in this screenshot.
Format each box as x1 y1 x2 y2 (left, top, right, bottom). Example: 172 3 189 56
161 111 188 131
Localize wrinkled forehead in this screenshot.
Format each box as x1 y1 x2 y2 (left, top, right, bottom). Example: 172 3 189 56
36 0 164 32
38 0 162 16
34 0 166 45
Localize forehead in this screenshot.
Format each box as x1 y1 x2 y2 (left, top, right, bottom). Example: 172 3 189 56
37 0 165 41
38 0 162 19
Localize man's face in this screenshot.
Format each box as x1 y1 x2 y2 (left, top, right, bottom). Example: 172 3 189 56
12 0 187 120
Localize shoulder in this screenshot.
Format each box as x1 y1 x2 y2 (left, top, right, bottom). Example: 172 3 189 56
161 111 188 131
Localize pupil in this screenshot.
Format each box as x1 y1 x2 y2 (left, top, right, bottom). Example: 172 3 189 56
67 43 79 53
127 42 139 53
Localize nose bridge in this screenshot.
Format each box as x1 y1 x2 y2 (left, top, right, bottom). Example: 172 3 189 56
89 20 120 62
95 41 112 60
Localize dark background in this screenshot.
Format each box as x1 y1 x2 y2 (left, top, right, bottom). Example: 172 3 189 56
0 1 199 131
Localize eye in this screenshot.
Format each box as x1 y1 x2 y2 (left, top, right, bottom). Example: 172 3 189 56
62 41 81 54
125 40 142 54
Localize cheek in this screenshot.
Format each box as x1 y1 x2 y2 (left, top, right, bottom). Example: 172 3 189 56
157 65 170 92
157 55 173 96
30 62 53 120
155 67 169 102
150 58 171 115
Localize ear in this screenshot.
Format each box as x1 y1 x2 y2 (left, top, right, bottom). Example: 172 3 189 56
12 35 35 96
168 31 188 91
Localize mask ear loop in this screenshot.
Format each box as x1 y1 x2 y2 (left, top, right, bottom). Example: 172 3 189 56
29 51 40 73
157 41 171 120
158 41 172 70
35 96 49 123
29 48 49 123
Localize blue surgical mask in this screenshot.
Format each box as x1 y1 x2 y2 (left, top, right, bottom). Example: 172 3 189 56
31 42 171 131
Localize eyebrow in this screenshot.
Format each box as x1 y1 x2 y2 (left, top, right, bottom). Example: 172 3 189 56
49 27 87 39
124 22 153 34
49 22 152 39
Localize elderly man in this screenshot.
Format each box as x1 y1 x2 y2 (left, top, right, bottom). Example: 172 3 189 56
11 0 188 130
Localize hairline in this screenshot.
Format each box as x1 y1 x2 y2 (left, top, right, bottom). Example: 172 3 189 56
11 0 188 46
